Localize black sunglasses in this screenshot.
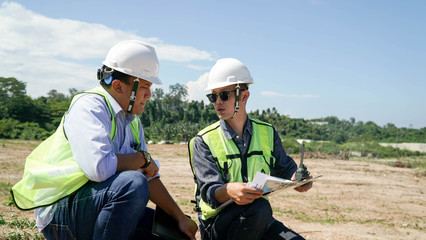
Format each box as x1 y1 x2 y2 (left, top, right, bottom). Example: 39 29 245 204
206 90 244 103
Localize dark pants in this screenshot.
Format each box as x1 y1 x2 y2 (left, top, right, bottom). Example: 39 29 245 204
42 171 159 240
200 198 305 240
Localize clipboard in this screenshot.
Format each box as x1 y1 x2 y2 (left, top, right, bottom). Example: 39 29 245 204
152 206 190 240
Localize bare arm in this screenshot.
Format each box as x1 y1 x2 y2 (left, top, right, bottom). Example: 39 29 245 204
115 152 146 171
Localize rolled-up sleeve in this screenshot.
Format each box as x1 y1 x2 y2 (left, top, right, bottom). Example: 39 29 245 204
192 136 224 208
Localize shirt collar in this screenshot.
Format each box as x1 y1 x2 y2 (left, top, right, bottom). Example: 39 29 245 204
219 116 253 140
101 87 135 122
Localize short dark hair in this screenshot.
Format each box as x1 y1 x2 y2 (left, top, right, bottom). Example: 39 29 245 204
238 83 249 90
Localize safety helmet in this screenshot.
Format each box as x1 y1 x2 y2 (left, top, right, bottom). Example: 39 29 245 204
205 58 253 91
102 40 162 85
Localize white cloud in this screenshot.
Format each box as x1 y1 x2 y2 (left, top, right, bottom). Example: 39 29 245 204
186 72 209 102
0 2 130 60
186 64 212 71
0 2 214 97
154 43 214 62
260 91 319 98
0 50 98 97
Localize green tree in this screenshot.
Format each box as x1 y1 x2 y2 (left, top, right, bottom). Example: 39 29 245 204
0 77 27 119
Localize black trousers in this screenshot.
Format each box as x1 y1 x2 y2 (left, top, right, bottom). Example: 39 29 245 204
199 198 305 240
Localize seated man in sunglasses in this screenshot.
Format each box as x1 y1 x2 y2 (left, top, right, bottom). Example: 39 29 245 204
189 58 312 240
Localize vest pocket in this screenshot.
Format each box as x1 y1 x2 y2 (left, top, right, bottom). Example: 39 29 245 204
251 156 270 177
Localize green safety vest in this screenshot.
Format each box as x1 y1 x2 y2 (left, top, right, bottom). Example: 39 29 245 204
10 86 141 210
189 118 275 220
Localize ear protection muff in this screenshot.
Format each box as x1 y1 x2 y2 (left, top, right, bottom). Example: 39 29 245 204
97 66 115 85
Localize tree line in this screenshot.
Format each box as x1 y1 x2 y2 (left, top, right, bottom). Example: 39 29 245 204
1 77 425 145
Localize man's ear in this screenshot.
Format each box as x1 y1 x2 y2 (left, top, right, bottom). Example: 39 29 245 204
111 79 123 93
241 90 250 102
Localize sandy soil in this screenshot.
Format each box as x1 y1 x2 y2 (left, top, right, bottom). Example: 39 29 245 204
0 141 425 240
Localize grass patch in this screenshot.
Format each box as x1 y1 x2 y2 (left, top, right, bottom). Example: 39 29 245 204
177 199 192 207
0 215 35 229
0 183 13 195
8 218 36 229
0 139 41 150
174 152 188 157
272 207 344 224
0 213 44 240
175 186 192 191
352 156 426 170
385 157 426 169
4 231 44 240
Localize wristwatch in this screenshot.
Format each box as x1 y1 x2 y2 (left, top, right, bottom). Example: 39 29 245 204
139 150 152 168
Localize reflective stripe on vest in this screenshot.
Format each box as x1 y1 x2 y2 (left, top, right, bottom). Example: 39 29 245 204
10 86 141 210
192 119 275 220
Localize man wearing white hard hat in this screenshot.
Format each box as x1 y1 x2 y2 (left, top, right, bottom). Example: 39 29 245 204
189 58 312 239
11 40 197 239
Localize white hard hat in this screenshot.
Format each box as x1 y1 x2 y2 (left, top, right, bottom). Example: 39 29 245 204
103 40 162 85
205 58 253 91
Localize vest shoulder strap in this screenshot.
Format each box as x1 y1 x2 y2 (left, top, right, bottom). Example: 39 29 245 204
198 121 221 136
68 86 140 144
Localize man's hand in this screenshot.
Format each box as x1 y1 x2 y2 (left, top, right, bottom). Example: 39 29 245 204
177 215 198 240
291 172 313 192
225 182 263 205
138 161 158 178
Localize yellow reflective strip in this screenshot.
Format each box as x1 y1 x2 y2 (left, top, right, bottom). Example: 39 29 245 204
130 117 140 148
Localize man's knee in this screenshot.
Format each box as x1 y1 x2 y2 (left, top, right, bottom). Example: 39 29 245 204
111 171 149 206
208 198 274 239
245 198 273 221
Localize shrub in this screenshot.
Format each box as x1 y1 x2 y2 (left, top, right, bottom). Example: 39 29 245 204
282 137 301 154
0 118 20 138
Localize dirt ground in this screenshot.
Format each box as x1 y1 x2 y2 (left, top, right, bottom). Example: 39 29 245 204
0 140 425 240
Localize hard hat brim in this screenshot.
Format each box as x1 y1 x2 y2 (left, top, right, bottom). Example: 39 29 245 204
204 81 253 91
102 63 163 85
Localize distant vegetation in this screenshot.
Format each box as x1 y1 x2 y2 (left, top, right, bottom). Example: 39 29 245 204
1 77 425 159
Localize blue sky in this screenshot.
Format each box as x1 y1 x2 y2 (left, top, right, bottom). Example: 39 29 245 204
1 0 425 129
